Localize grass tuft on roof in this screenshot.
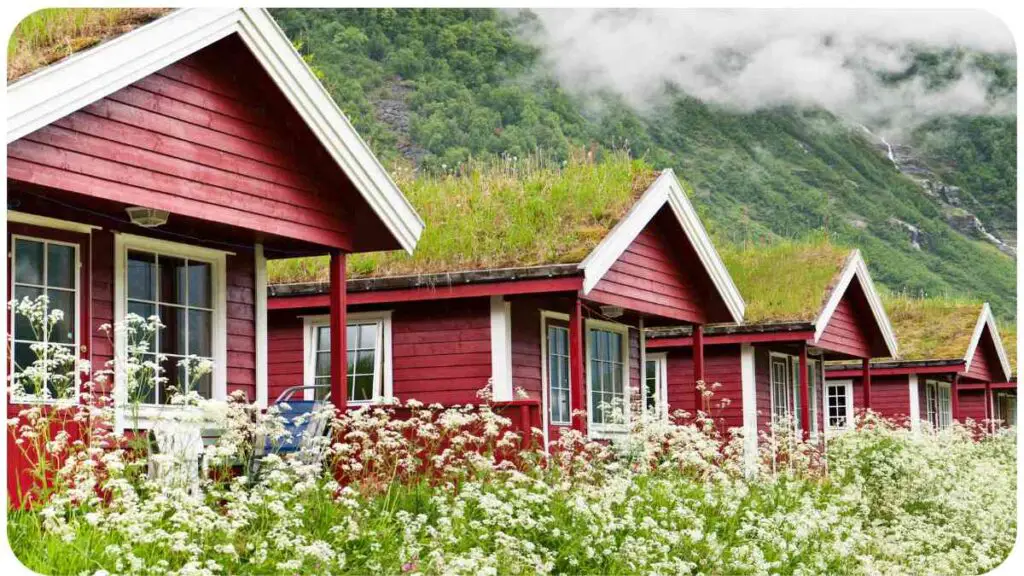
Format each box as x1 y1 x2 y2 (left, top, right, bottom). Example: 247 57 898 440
718 233 853 324
268 151 659 284
8 8 170 81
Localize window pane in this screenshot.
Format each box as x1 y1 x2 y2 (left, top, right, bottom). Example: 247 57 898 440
355 350 376 375
358 324 378 349
127 251 156 301
48 346 78 399
158 255 188 305
193 370 212 399
48 289 76 344
350 374 374 401
13 285 43 339
187 261 211 308
135 353 157 405
315 351 331 377
346 325 357 349
189 309 212 357
158 305 187 356
47 244 75 289
314 378 330 401
13 341 38 382
317 326 331 353
127 301 156 350
591 388 603 424
159 356 185 404
346 351 356 373
15 239 43 285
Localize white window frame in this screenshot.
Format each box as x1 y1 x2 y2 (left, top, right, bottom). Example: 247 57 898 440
301 311 393 403
540 311 572 432
807 358 821 435
924 379 953 430
769 352 796 429
644 352 669 420
824 379 854 433
585 318 631 437
8 233 83 404
113 233 228 430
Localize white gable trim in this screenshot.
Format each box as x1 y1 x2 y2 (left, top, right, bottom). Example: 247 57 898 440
577 170 745 323
812 250 898 358
963 303 1012 381
7 8 424 254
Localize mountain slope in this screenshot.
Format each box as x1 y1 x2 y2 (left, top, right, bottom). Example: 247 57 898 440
270 8 1015 318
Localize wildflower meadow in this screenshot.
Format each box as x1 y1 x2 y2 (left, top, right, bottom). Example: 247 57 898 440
5 295 1018 575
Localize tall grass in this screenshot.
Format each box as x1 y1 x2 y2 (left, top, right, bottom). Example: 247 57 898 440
7 8 168 80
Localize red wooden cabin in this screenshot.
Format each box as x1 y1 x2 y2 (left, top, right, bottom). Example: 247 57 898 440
4 8 425 496
267 168 746 449
646 246 898 465
825 302 1016 431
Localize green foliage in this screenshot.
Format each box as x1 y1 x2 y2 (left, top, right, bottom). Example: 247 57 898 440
269 9 1015 320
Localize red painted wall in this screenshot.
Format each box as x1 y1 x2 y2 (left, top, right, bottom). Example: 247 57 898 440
817 279 880 358
846 374 911 421
958 389 988 423
664 345 743 430
963 326 1005 382
6 35 392 252
588 208 730 324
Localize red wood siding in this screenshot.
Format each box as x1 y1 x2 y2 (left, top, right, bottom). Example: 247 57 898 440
958 389 988 423
6 35 380 251
267 311 305 402
816 279 878 358
588 208 728 324
848 375 911 421
964 326 1003 382
226 253 256 402
510 298 548 401
665 345 743 430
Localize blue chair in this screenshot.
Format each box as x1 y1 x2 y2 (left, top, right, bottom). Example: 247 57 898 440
254 384 332 466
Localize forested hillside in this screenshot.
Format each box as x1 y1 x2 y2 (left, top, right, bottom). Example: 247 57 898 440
269 8 1016 319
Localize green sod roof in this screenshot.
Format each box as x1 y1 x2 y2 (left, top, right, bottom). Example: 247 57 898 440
717 236 854 324
8 8 170 81
269 153 660 284
883 294 1016 370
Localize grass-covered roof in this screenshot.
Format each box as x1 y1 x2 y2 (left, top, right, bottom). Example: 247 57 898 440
8 8 169 81
269 153 659 284
717 236 853 324
883 294 1016 370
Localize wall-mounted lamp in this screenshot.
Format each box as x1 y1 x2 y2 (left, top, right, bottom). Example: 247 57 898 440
126 206 169 228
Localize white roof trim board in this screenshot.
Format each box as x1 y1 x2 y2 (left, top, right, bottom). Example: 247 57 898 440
6 8 424 254
812 250 899 358
963 303 1012 381
578 170 746 323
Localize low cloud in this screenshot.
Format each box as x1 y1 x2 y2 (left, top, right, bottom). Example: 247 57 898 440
524 9 1016 136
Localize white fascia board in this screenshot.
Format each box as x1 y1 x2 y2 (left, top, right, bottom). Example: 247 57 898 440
812 250 898 358
6 8 424 255
578 170 745 323
963 303 1012 381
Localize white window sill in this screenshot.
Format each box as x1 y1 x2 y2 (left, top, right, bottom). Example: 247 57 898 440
116 404 220 431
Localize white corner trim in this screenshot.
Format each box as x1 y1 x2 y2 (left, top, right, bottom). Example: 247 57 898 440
7 211 101 234
812 250 898 358
254 244 268 408
908 373 920 434
577 170 745 323
490 296 514 401
740 344 758 476
963 303 1012 381
112 233 228 431
7 8 424 255
301 310 393 402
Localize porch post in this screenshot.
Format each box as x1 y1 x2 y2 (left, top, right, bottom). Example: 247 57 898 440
329 250 348 412
951 375 961 423
569 296 586 434
862 358 872 411
985 381 993 432
693 324 705 413
798 344 810 439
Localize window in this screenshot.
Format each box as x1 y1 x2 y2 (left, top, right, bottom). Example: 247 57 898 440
807 359 821 434
770 354 793 426
924 380 952 430
9 236 80 400
545 320 571 425
113 233 227 426
994 392 1017 427
304 312 392 403
644 353 667 419
826 380 853 431
586 320 629 431
125 249 214 403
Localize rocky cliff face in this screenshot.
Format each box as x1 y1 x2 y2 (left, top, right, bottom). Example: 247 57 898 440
861 129 1015 257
